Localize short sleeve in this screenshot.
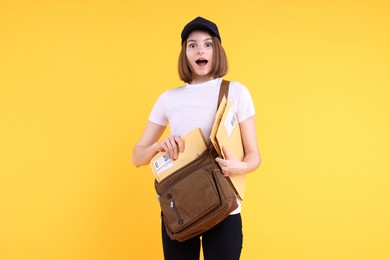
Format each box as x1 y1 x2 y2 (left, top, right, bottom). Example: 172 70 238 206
229 82 255 123
148 91 169 126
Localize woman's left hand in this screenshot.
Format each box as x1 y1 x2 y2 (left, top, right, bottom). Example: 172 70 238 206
215 146 247 176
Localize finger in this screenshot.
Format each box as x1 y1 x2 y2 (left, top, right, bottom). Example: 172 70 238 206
174 136 184 153
160 141 169 153
160 141 174 160
163 137 174 159
220 167 230 176
215 157 224 164
167 136 179 159
215 157 229 172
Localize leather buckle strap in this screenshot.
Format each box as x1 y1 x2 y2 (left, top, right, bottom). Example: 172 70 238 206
217 80 230 110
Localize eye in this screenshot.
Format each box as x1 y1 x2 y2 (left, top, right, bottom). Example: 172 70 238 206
205 42 213 47
188 43 196 49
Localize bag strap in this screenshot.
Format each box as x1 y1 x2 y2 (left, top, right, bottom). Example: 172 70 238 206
213 79 239 197
217 80 230 109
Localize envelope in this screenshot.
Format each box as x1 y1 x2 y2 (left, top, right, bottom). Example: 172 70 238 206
150 128 207 182
210 96 227 157
210 96 246 200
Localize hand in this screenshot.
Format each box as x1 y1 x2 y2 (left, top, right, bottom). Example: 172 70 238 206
215 146 247 176
154 135 184 160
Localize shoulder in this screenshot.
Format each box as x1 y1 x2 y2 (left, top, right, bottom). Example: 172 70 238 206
156 84 187 99
227 80 252 98
225 80 256 121
163 84 189 95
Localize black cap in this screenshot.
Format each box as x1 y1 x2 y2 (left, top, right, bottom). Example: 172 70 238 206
181 17 221 45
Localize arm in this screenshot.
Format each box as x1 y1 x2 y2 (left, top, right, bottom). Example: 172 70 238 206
215 116 261 176
132 121 184 167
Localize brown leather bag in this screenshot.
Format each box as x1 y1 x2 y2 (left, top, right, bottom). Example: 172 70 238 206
154 80 238 242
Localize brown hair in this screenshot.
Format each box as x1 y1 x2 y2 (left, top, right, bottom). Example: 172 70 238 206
178 35 228 83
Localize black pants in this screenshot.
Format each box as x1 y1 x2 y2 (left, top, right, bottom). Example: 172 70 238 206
162 214 243 260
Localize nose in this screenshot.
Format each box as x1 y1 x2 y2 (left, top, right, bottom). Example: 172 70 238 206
197 46 205 54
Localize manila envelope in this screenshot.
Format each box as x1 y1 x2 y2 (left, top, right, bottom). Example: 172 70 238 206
210 96 246 200
150 128 207 182
210 96 227 157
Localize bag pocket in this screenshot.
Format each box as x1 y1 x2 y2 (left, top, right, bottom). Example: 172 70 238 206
158 167 220 233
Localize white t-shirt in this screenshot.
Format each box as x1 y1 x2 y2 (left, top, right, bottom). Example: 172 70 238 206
148 77 255 214
149 77 255 144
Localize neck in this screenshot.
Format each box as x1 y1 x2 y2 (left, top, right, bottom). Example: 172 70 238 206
191 75 215 84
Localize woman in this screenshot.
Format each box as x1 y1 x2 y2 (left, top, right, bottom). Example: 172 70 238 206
132 16 261 260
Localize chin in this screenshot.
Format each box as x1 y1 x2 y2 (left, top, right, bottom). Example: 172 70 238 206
196 69 211 76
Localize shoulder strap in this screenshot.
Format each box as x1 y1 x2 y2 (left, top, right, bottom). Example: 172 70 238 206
217 80 230 109
212 79 239 197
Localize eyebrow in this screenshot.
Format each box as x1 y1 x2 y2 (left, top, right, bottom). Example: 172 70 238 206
187 37 213 43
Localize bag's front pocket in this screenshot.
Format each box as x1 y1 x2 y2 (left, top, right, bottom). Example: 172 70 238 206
166 192 184 226
159 168 220 233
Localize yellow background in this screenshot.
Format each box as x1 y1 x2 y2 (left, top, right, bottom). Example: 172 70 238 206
1 0 389 259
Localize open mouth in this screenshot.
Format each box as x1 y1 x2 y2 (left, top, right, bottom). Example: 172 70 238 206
196 59 208 66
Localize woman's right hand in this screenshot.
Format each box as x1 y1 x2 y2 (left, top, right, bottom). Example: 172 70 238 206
153 135 184 160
